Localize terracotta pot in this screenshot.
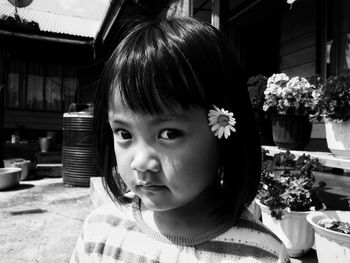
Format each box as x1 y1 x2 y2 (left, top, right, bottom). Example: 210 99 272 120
307 211 350 263
256 199 315 258
271 114 312 150
325 119 350 159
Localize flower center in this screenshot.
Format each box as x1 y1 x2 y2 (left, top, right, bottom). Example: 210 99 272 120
218 115 229 127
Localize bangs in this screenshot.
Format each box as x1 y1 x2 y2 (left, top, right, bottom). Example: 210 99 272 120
107 19 209 114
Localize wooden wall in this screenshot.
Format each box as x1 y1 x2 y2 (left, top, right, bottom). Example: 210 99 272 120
4 110 62 131
279 0 318 77
278 0 326 141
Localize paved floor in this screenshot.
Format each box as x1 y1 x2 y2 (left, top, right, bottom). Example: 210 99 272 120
0 177 92 263
2 171 350 263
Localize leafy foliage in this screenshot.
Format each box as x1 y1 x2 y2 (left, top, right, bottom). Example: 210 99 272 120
318 219 350 235
313 73 350 122
247 74 268 111
257 151 326 219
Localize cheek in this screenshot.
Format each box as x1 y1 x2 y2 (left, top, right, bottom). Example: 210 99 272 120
113 144 132 182
165 138 220 189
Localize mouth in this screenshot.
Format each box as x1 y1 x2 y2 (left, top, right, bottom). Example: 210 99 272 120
137 184 167 192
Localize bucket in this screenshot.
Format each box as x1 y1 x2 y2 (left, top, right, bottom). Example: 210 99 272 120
4 159 31 180
39 137 51 152
62 112 100 187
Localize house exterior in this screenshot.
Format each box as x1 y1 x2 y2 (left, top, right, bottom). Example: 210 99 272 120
0 1 106 142
1 0 349 159
194 0 350 149
226 0 350 149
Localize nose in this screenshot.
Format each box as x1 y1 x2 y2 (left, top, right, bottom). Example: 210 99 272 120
130 141 160 173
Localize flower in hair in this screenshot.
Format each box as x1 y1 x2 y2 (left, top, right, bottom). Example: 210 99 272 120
208 105 236 139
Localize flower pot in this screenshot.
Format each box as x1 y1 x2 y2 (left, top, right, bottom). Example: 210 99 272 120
256 199 315 258
271 114 312 150
247 199 262 220
3 159 31 180
0 167 22 190
325 119 350 159
254 110 274 145
307 211 350 263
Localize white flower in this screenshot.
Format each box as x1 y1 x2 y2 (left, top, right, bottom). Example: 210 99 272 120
267 73 289 88
208 105 236 139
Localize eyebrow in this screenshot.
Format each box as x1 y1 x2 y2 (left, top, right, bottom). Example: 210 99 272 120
109 113 188 125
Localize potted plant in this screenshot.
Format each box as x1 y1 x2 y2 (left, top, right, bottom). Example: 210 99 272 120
263 73 319 150
256 150 326 257
306 210 350 263
247 74 273 145
313 73 350 159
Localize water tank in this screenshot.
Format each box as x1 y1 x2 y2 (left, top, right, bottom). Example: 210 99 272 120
62 111 100 186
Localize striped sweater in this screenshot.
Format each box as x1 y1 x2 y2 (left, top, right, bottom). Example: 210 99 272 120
70 198 290 263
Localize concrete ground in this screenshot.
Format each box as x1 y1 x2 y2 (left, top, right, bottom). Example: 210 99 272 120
0 177 92 263
2 170 350 263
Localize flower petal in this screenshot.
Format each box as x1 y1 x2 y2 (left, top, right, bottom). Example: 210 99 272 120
224 127 231 138
209 119 217 126
213 105 221 112
208 105 236 139
211 123 220 132
228 120 236 126
208 110 220 117
209 116 218 122
218 127 224 138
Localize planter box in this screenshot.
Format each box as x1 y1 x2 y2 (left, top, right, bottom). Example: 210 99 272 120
256 199 315 258
307 211 350 263
325 119 350 159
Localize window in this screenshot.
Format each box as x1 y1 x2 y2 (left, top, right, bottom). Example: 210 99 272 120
27 62 44 110
63 67 79 111
45 64 62 111
325 0 350 77
6 59 25 108
5 58 78 112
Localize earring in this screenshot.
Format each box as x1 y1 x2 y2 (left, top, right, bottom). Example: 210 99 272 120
218 166 225 189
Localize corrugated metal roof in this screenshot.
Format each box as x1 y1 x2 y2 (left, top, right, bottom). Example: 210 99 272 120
0 2 102 38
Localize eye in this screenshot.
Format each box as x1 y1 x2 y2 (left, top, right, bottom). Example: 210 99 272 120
114 129 132 141
159 129 183 140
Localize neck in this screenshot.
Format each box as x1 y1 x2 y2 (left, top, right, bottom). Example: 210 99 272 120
142 185 230 238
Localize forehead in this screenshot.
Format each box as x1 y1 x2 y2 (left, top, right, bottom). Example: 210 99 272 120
108 87 194 119
108 91 207 125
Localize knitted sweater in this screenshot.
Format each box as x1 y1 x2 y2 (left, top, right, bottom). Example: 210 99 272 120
70 198 290 263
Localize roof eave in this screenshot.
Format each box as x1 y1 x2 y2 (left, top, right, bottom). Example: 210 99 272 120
93 0 127 60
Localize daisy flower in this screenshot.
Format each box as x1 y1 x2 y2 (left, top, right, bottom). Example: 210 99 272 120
208 105 236 139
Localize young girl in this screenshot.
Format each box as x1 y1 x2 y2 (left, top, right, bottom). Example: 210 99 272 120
71 2 290 262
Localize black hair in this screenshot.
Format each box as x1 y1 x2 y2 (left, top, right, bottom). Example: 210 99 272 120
93 14 261 220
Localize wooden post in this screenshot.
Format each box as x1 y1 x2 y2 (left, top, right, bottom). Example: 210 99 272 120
211 0 229 36
182 0 193 16
211 0 220 29
168 0 193 17
0 51 5 167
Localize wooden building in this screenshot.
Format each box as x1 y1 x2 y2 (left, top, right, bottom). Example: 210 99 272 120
193 0 350 149
1 0 349 161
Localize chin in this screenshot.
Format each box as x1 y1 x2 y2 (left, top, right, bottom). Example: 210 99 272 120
140 196 180 212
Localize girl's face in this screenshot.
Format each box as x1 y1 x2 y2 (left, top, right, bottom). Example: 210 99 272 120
108 94 220 212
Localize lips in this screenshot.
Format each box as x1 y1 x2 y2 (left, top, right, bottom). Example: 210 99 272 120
137 184 166 192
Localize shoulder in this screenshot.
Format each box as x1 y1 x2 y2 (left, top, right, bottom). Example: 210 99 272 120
237 208 283 244
85 201 134 223
81 202 136 238
211 209 289 263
